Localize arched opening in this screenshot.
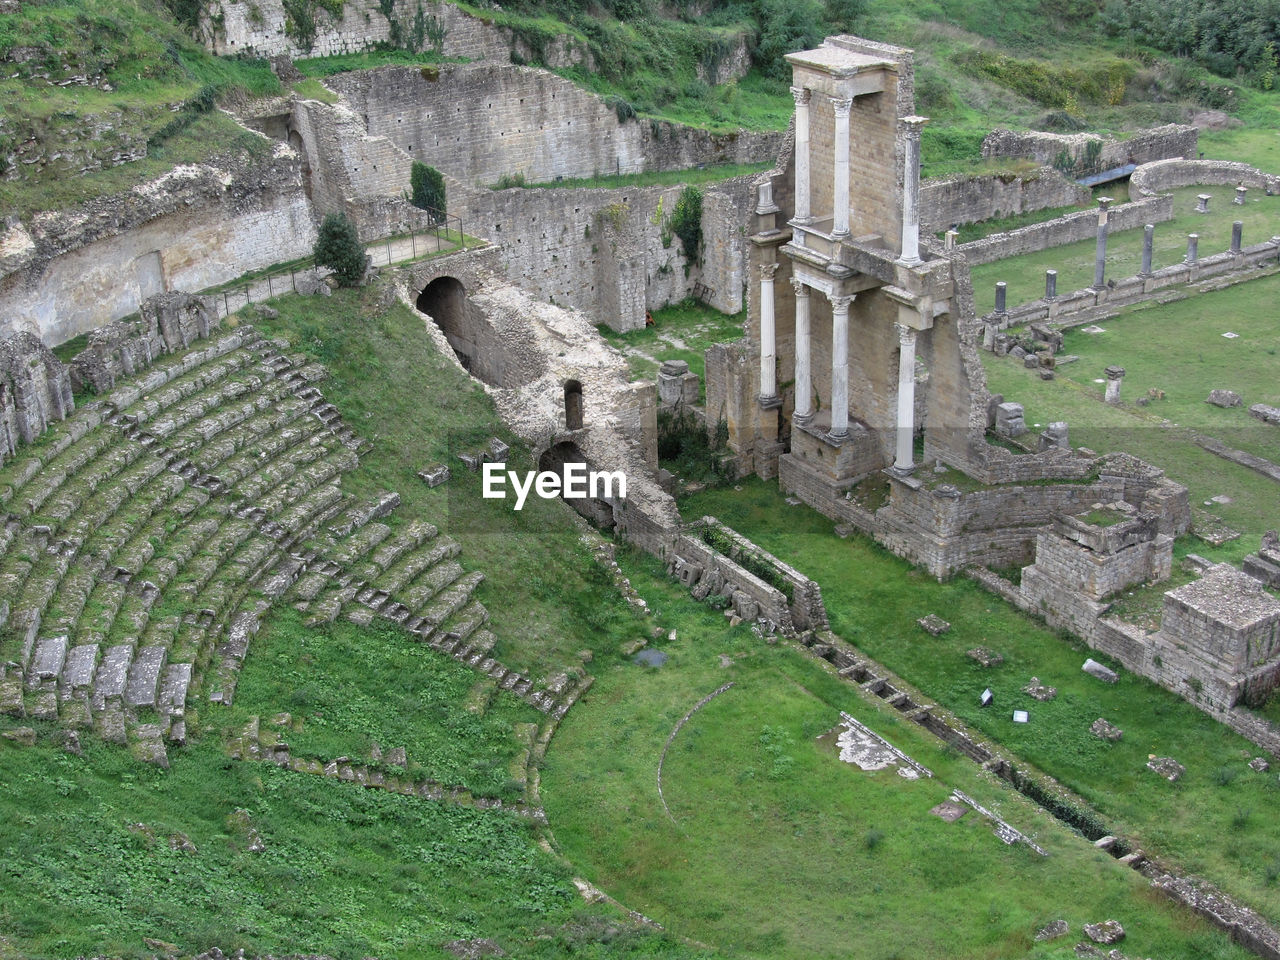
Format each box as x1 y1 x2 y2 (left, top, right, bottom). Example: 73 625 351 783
287 129 312 201
564 379 584 430
537 441 616 531
417 276 473 371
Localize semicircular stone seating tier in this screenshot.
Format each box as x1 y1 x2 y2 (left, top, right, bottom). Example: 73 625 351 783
0 326 573 765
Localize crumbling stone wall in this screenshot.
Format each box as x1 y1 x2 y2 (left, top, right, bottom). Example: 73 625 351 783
329 64 782 187
920 166 1089 234
981 124 1198 170
0 332 74 462
70 291 219 394
1129 158 1280 198
0 152 316 345
957 194 1173 266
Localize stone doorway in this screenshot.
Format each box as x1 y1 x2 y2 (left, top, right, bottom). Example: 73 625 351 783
564 379 584 430
538 441 615 530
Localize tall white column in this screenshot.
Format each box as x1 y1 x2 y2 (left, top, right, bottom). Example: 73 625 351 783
829 294 854 440
791 278 812 424
892 323 918 475
831 97 852 238
758 262 779 403
899 116 928 264
791 86 811 224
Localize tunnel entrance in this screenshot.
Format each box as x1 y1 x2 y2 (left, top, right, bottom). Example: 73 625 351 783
538 441 616 531
418 276 476 371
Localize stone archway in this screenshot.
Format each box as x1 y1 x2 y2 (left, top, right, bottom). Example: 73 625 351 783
418 276 478 373
538 441 616 531
564 379 584 430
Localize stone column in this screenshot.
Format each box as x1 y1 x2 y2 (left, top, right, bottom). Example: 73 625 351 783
892 323 918 475
1093 197 1112 289
1235 185 1248 206
944 229 958 250
1045 270 1057 300
831 97 853 238
1196 193 1211 213
792 279 812 424
758 262 780 404
1232 221 1243 254
791 87 811 224
1104 365 1125 404
828 294 854 440
899 116 928 264
994 281 1007 315
1185 233 1199 264
1141 223 1155 276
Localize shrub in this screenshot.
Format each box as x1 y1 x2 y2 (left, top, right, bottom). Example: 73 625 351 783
313 212 366 287
669 185 703 268
410 161 446 223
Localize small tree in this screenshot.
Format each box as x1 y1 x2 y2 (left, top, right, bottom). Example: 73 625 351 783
313 212 366 287
410 161 446 224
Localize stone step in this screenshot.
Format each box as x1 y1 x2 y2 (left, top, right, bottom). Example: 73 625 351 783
124 645 168 708
26 635 68 689
158 662 192 715
60 643 99 695
91 643 134 710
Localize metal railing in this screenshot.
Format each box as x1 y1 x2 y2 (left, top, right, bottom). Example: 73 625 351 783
206 211 472 319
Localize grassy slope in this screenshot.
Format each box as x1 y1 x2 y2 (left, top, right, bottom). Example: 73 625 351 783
678 479 1280 927
0 286 715 959
595 299 745 398
543 548 1253 960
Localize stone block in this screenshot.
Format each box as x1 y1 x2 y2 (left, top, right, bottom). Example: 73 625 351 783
1023 677 1057 701
1205 389 1242 408
1090 718 1123 741
418 464 451 487
967 646 1004 668
1082 658 1118 683
1146 756 1185 781
1248 403 1280 426
1083 920 1124 945
994 402 1027 438
917 614 951 635
1034 920 1069 942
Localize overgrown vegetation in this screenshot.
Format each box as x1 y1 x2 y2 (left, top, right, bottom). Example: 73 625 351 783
410 159 447 222
668 185 703 269
313 211 366 287
657 405 731 485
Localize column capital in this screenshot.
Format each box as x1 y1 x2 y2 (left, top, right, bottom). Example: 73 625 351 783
759 262 780 281
894 322 918 347
830 96 853 117
790 85 811 107
828 292 855 312
789 277 809 298
900 115 929 134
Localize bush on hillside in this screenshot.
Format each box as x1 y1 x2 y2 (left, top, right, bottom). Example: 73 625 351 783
410 161 447 224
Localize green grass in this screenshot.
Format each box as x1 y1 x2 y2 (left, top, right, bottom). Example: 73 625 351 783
245 290 646 682
944 196 1092 243
594 298 745 399
981 287 1280 561
678 478 1280 925
492 161 771 191
543 547 1255 960
220 610 542 799
970 184 1280 314
0 726 713 960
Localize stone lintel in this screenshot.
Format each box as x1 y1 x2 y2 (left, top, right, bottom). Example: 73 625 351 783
750 228 792 248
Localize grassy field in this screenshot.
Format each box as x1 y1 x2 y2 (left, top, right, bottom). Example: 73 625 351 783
595 299 745 400
679 479 1280 927
970 184 1280 314
981 276 1280 559
0 723 719 960
543 548 1256 960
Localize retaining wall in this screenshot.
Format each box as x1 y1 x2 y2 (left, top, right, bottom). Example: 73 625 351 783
920 166 1089 235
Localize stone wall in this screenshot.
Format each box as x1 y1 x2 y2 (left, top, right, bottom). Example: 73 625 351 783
981 124 1198 170
329 64 782 188
0 332 74 461
1129 158 1280 198
920 166 1089 234
71 292 219 394
0 151 317 346
957 194 1174 266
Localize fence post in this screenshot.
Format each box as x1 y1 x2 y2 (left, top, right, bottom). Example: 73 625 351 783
411 231 417 259
386 238 392 265
268 275 273 298
291 268 296 292
245 284 252 307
